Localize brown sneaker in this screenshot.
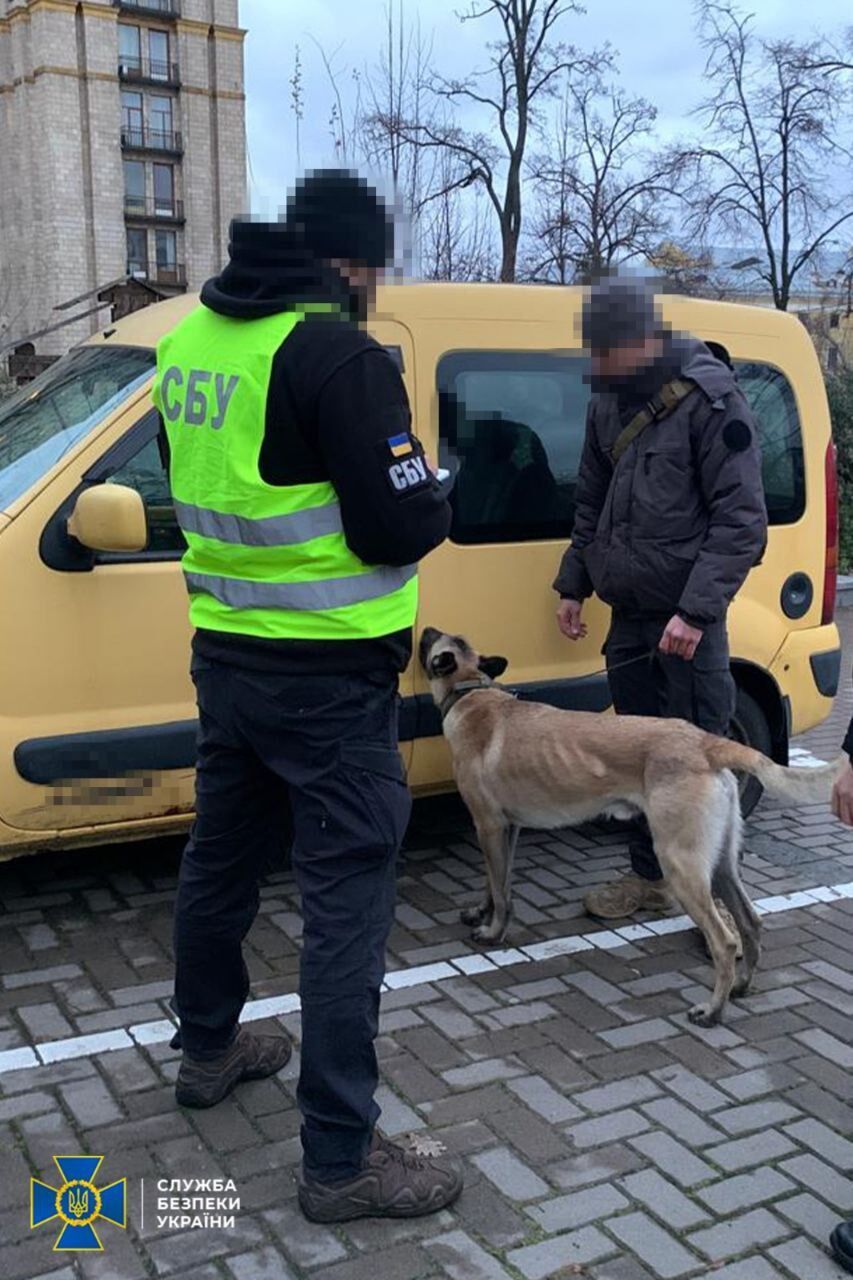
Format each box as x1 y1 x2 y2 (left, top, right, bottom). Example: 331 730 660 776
298 1130 464 1223
175 1027 292 1109
584 873 675 920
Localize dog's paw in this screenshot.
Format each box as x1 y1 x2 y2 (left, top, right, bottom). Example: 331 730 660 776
471 924 505 946
461 904 489 926
687 1002 721 1028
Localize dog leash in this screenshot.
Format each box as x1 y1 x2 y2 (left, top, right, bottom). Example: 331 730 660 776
585 649 658 679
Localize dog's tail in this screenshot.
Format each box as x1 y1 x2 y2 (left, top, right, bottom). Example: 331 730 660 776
706 738 847 805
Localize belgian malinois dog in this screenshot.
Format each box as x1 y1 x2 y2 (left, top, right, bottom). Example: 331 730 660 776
419 627 844 1025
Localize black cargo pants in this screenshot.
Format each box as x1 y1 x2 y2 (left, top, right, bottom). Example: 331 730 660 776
605 613 736 881
172 655 411 1183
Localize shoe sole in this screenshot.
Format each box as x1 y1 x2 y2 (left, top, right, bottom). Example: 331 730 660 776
585 901 673 921
298 1181 462 1224
830 1227 853 1276
176 1047 292 1110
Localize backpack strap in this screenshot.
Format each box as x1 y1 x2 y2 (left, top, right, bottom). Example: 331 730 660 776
610 377 697 464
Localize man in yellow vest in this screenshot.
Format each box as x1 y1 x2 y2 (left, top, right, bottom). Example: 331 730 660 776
154 171 459 1222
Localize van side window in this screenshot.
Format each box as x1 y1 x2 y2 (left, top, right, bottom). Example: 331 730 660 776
437 351 589 544
103 435 185 556
734 362 805 525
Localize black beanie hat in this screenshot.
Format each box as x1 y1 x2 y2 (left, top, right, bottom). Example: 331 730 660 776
285 169 395 269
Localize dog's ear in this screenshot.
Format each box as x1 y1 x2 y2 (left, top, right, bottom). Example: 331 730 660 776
479 654 508 679
429 651 458 678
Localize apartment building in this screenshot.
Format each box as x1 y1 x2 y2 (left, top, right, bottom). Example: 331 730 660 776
0 0 246 363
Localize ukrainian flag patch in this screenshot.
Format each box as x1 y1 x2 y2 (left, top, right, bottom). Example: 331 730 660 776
387 432 414 458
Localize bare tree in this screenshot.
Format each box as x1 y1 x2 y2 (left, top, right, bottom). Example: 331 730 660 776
396 1 606 281
358 3 445 267
419 151 497 280
677 3 853 310
645 239 733 299
309 38 365 167
795 27 853 78
524 79 677 282
360 5 428 208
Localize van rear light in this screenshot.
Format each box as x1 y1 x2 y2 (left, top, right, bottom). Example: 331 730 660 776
823 439 838 625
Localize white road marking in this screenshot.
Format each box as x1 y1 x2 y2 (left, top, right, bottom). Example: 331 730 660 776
1 873 852 1079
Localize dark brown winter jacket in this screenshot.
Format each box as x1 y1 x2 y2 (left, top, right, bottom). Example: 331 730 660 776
553 338 768 626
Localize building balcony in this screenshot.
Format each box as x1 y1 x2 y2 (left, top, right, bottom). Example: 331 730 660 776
152 263 186 288
121 126 183 156
115 0 180 18
126 262 187 289
118 56 180 88
124 195 185 223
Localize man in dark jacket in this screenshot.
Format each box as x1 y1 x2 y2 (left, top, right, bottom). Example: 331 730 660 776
554 276 768 920
158 171 461 1222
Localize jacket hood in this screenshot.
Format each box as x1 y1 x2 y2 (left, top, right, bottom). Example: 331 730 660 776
200 221 363 321
678 336 737 403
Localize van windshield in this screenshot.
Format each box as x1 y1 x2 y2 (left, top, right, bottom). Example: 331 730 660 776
0 345 155 511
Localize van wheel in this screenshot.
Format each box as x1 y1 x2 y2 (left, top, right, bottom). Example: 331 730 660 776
730 687 773 818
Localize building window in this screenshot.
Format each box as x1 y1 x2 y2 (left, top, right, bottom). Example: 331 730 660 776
149 95 173 149
148 29 170 81
121 91 144 148
152 164 175 217
127 228 148 278
124 160 146 213
118 24 141 75
155 229 178 282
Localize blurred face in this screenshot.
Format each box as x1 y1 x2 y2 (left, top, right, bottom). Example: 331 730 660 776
590 335 663 380
329 259 384 306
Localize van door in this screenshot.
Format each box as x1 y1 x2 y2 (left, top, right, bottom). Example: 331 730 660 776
407 324 613 791
1 403 197 837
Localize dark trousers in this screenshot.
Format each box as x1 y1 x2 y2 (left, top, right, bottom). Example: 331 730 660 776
172 656 411 1183
605 613 736 881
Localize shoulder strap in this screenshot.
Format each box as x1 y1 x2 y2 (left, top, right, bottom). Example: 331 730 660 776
610 377 697 464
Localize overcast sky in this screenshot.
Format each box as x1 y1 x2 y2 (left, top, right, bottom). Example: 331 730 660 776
240 0 845 218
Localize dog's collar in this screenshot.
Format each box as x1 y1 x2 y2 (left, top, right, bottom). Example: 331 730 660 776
439 676 496 721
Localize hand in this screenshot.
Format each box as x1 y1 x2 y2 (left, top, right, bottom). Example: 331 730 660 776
557 598 588 640
659 614 703 660
832 763 853 826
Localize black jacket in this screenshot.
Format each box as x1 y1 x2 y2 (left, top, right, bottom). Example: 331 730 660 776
184 223 451 674
554 338 768 627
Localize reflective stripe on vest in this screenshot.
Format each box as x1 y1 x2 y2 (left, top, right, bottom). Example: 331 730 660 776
172 498 344 547
154 304 418 642
184 563 417 611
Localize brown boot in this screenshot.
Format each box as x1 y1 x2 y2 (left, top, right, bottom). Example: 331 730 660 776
298 1130 464 1223
175 1027 292 1109
584 873 675 921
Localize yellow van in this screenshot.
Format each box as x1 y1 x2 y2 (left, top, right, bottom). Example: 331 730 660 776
0 285 840 859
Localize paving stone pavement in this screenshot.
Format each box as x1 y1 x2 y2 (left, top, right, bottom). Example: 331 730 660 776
2 614 853 1279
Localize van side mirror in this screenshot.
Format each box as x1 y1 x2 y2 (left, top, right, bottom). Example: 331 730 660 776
67 484 148 554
